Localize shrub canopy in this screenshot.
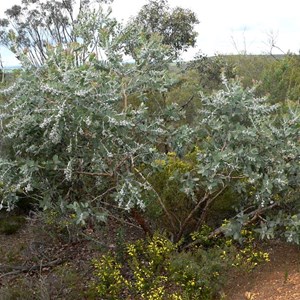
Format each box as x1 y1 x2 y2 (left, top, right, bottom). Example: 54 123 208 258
0 1 299 243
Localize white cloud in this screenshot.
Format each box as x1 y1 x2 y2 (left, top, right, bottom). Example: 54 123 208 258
0 0 300 66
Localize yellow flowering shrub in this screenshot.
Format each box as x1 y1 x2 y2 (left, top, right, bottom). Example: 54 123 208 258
93 255 126 299
231 229 270 269
91 230 269 299
92 234 178 299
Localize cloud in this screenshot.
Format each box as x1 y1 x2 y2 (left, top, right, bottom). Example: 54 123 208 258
0 0 299 65
0 48 20 67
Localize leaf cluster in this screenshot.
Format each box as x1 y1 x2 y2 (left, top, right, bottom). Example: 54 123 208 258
129 0 199 57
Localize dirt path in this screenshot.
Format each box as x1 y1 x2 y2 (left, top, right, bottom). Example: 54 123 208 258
224 241 300 300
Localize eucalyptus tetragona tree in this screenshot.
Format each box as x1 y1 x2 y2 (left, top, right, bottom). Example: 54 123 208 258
0 2 299 243
192 79 300 243
0 3 178 225
138 77 299 242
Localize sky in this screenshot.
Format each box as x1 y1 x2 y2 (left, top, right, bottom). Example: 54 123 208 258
0 0 300 66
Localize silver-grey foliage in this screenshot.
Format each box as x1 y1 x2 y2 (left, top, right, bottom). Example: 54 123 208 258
0 2 299 243
0 4 175 225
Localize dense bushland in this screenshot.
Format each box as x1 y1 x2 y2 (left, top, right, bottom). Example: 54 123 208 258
0 0 299 298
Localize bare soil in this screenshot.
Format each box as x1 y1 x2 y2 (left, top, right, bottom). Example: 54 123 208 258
223 240 300 300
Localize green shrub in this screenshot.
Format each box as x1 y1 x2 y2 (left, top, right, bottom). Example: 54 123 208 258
91 231 267 299
92 233 179 299
0 215 25 235
1 2 299 247
143 150 242 240
261 54 300 102
145 151 199 236
169 248 226 300
0 2 176 224
35 208 82 243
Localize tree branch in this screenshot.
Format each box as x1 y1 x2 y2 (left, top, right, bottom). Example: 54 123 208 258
176 192 209 242
75 171 113 177
209 202 280 239
134 167 178 233
180 94 195 111
0 258 65 279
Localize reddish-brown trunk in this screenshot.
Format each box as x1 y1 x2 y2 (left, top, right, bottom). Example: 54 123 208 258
131 208 152 236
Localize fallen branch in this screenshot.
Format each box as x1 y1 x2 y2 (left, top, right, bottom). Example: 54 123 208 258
0 258 65 279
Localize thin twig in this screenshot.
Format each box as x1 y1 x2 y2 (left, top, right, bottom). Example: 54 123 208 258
75 171 113 177
107 212 144 231
176 193 209 242
91 186 117 203
180 95 195 111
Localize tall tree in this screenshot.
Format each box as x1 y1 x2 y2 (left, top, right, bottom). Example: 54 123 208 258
129 0 199 57
0 0 113 66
